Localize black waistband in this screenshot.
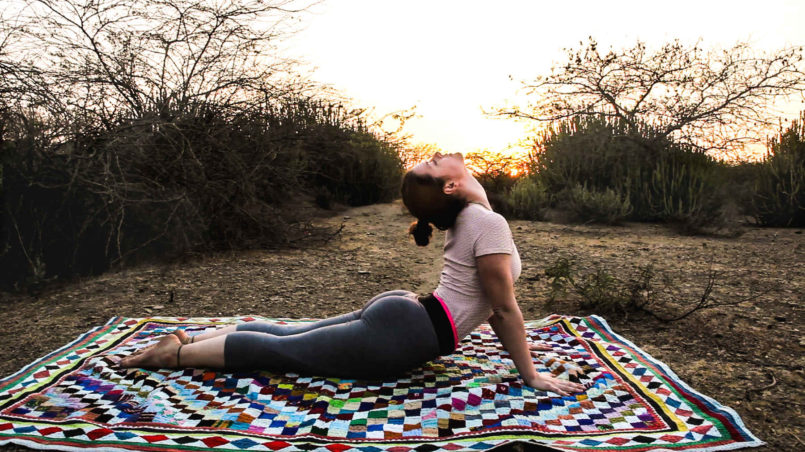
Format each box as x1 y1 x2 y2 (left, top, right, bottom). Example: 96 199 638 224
418 293 456 356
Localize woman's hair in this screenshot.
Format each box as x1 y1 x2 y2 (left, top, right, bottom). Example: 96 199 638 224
401 170 467 246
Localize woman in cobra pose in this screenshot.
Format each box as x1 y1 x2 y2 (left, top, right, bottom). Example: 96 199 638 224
121 152 585 396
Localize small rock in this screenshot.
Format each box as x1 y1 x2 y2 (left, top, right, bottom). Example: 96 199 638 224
773 315 786 322
343 216 351 220
357 271 371 275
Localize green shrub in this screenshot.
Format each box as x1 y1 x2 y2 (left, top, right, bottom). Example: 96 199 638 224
544 255 733 321
529 115 661 196
507 176 548 220
273 101 403 207
529 114 729 232
751 113 805 227
562 184 632 225
308 129 402 206
544 256 643 313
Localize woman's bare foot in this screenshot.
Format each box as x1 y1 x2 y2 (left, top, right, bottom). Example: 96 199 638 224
120 333 182 369
173 329 192 345
121 329 187 360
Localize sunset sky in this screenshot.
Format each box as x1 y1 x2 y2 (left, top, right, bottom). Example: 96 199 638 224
285 0 805 159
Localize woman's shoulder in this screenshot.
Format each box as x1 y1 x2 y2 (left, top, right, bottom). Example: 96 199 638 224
457 203 510 232
459 204 514 254
462 203 507 221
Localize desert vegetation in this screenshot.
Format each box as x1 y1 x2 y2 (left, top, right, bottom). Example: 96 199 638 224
483 114 804 231
0 0 405 290
477 39 805 235
469 112 805 236
1 3 803 296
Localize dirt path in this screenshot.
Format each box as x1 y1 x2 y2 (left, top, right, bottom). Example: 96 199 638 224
1 200 803 451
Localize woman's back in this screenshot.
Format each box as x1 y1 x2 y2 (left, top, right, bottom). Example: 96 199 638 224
435 203 521 340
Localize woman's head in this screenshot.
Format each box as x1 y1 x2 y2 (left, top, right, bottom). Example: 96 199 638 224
401 152 469 246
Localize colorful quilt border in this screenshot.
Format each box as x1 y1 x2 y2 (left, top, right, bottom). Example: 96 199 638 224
577 316 763 451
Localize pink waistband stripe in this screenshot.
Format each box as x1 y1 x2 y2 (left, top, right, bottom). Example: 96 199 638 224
432 292 459 348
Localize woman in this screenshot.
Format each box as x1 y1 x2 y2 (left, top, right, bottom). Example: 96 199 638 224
121 152 584 396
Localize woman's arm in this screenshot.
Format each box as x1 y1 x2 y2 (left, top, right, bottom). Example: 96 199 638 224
477 253 585 396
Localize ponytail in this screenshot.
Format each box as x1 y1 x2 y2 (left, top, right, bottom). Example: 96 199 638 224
408 220 433 246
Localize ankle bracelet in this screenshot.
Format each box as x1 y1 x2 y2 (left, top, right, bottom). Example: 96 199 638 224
176 345 184 368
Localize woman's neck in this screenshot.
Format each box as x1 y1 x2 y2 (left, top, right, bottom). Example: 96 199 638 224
460 172 491 210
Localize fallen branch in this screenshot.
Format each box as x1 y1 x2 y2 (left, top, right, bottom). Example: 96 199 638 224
790 433 805 448
744 371 777 401
323 223 346 244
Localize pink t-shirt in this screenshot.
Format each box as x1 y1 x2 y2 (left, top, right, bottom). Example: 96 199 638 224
434 203 522 341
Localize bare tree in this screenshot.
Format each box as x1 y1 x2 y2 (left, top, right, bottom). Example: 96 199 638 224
0 0 318 273
0 7 18 100
1 4 41 107
16 0 312 124
398 142 440 170
464 149 529 178
496 38 805 157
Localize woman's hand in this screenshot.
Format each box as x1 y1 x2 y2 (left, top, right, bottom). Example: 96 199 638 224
528 341 575 355
529 342 553 352
529 343 584 379
524 372 586 396
477 254 587 397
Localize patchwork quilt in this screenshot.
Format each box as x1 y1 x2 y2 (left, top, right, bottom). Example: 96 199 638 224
0 315 763 451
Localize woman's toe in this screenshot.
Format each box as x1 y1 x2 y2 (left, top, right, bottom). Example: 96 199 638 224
120 354 142 368
173 329 190 344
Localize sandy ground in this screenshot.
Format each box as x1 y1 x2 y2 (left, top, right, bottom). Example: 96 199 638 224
0 200 803 451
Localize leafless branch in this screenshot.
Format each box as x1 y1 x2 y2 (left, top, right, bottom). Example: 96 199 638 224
495 38 805 157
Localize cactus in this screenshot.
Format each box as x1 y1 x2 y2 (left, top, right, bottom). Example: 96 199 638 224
752 113 805 227
636 149 724 233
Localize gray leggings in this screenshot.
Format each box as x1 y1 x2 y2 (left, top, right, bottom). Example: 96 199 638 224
224 290 442 379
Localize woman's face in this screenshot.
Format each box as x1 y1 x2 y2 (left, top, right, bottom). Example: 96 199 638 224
411 152 466 182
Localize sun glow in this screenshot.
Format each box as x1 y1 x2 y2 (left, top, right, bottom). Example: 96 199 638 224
286 0 805 163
